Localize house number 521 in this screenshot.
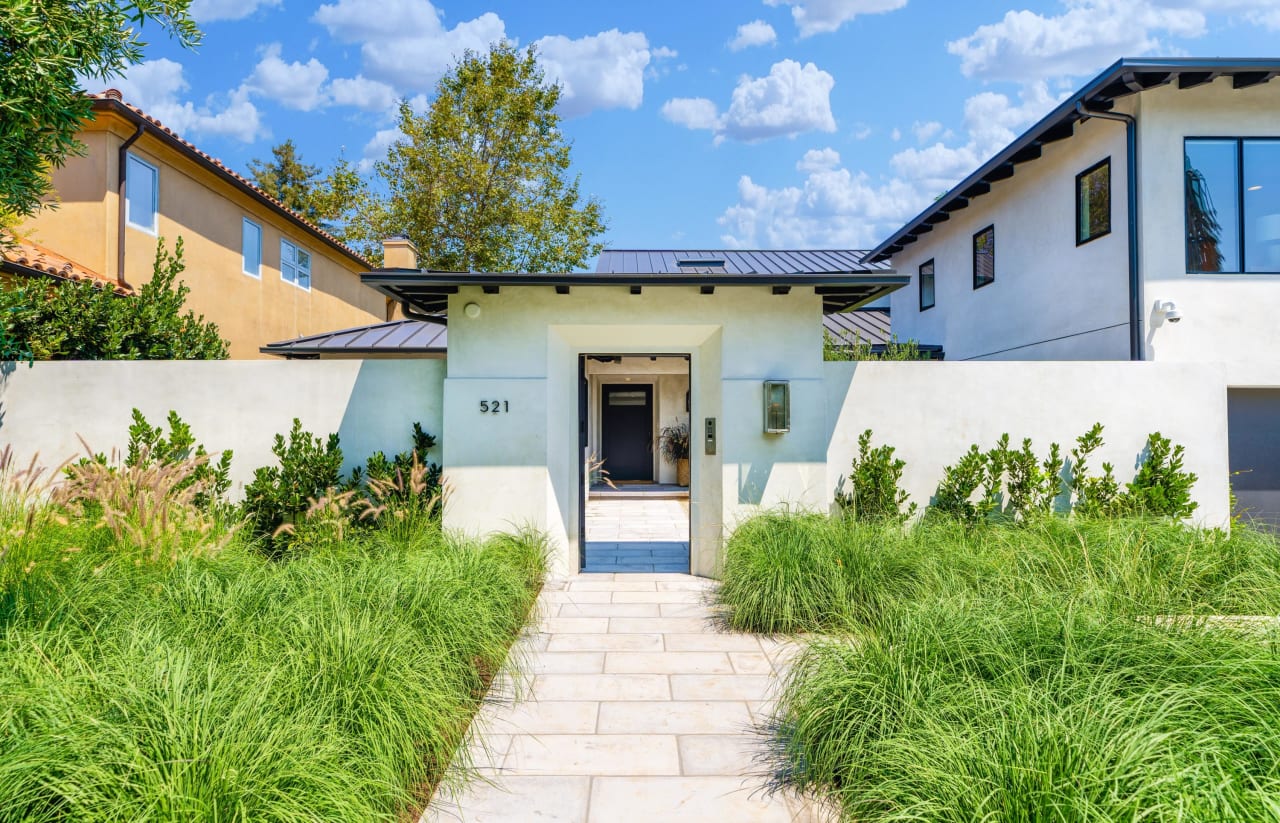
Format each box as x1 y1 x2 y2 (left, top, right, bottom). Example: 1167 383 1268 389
479 400 510 414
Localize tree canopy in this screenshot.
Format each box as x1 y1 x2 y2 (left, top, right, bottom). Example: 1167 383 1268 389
0 237 229 360
248 140 365 234
0 1 200 222
350 42 606 272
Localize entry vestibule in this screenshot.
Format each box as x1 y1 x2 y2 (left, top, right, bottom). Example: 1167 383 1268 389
361 252 907 578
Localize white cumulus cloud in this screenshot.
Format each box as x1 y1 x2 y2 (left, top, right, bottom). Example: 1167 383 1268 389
662 59 836 144
313 0 506 93
188 0 279 22
245 44 330 111
718 82 1061 248
358 126 405 172
109 58 264 143
329 75 400 112
764 0 908 37
533 29 660 117
728 20 777 50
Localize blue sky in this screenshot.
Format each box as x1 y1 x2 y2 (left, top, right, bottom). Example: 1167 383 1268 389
110 0 1279 252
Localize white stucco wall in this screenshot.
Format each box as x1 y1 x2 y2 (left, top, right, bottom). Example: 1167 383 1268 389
1136 78 1280 385
888 113 1131 361
440 285 828 578
0 360 445 496
826 361 1231 528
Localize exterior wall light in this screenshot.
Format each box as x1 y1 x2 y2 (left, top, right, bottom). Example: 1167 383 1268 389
763 380 790 434
463 302 481 319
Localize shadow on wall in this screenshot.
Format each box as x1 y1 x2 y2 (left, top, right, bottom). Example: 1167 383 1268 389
334 360 443 473
738 461 774 505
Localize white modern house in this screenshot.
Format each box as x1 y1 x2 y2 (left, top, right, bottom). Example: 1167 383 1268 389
871 58 1280 528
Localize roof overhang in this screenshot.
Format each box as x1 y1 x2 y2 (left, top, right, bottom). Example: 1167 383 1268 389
362 269 907 319
868 57 1280 263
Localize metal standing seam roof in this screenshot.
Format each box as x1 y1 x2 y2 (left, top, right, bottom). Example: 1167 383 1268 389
868 57 1280 263
595 249 890 274
362 249 905 318
259 319 447 358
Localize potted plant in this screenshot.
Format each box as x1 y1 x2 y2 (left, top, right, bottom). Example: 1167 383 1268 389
659 422 691 486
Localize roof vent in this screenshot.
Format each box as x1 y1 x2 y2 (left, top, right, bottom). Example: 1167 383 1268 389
676 258 725 268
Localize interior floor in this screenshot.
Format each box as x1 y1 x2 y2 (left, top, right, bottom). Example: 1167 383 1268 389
583 497 690 573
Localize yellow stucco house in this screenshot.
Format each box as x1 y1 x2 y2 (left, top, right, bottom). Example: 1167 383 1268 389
4 89 391 358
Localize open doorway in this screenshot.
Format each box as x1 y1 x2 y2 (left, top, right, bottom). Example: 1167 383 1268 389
579 354 691 573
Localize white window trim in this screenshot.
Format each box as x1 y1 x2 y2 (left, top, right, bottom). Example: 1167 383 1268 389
125 153 159 235
280 237 312 291
242 218 262 278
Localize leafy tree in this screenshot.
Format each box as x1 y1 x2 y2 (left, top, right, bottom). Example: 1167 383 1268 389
350 42 606 271
0 237 229 359
0 1 200 221
247 140 366 233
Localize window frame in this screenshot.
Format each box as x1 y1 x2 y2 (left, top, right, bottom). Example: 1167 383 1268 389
1184 136 1280 275
918 258 935 311
280 237 312 291
242 218 262 278
1075 157 1112 246
124 152 159 234
972 224 995 290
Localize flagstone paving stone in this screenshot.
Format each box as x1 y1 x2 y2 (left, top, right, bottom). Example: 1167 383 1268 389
423 574 822 822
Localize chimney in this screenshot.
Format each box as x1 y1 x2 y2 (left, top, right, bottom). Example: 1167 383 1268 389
381 235 419 269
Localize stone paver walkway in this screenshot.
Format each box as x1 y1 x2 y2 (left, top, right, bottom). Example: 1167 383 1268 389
424 574 822 822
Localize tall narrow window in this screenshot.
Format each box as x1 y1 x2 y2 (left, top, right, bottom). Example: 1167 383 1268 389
973 225 995 289
1243 140 1280 273
125 153 158 233
281 238 311 290
1076 158 1111 245
242 219 262 277
919 259 935 310
1185 139 1240 272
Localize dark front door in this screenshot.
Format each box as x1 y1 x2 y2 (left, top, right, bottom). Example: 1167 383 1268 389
601 384 653 482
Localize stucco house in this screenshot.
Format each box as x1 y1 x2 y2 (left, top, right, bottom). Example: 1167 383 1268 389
868 57 1280 527
4 90 390 358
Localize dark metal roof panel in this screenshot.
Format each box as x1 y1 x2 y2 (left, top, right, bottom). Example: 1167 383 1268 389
869 57 1280 262
823 309 892 345
595 248 890 274
261 319 447 357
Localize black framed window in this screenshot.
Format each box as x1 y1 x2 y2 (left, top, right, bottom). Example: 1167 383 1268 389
973 225 995 289
1185 137 1280 273
1076 158 1111 245
919 259 935 310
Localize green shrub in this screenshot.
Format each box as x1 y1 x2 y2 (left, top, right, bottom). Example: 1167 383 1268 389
0 238 229 360
929 445 987 525
823 331 932 361
1069 422 1121 517
836 430 916 523
1124 431 1198 518
346 422 442 519
241 418 343 555
124 409 232 509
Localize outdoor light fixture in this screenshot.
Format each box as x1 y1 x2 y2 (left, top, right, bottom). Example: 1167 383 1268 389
763 380 790 434
463 302 481 319
1158 300 1182 324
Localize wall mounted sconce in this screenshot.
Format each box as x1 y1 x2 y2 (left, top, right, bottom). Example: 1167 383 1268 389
463 302 482 319
763 380 790 434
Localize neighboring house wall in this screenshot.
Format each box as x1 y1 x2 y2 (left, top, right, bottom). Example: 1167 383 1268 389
889 114 1131 361
825 361 1231 529
0 361 444 494
1138 79 1280 385
16 106 387 359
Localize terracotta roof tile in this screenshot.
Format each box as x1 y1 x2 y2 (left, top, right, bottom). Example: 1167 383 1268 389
1 237 133 295
90 89 372 269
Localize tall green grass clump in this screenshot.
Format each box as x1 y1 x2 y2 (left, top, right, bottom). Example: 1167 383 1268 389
0 449 546 822
769 595 1280 821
